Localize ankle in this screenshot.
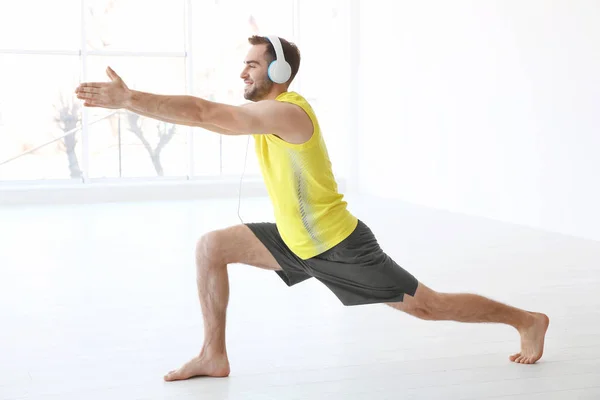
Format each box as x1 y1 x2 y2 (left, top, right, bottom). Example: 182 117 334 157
516 312 535 331
199 346 228 359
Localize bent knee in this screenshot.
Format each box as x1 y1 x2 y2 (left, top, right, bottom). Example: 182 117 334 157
196 230 226 265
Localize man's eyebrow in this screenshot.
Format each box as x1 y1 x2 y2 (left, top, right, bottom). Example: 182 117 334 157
244 60 260 65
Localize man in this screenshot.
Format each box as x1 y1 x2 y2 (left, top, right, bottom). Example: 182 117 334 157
75 35 549 381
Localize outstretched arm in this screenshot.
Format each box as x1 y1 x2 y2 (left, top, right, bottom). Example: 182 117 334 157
75 67 312 141
123 97 238 135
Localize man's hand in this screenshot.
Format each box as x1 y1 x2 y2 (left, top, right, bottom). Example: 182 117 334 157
75 66 131 109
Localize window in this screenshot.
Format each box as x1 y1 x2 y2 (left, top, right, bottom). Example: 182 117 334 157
0 1 80 51
85 0 185 53
0 54 82 181
0 0 352 185
85 56 188 178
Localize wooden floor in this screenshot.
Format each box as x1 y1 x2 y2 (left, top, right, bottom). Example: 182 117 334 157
1 194 599 400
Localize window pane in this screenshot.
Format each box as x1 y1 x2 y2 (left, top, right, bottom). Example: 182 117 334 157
86 112 188 179
86 0 185 52
0 1 80 51
191 128 220 176
0 55 82 181
190 0 295 177
220 135 259 176
85 56 188 178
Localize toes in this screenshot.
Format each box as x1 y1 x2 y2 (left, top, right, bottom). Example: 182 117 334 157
164 370 183 381
510 351 541 365
516 355 525 363
518 355 538 364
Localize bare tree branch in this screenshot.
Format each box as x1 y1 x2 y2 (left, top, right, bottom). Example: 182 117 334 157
126 113 177 176
53 93 82 179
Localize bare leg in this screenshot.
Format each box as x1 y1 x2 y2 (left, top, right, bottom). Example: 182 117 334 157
388 283 549 364
164 225 282 381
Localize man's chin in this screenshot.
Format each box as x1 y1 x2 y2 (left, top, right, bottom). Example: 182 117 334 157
244 91 260 102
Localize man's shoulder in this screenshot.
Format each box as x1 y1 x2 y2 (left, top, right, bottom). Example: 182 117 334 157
276 91 310 104
276 91 316 114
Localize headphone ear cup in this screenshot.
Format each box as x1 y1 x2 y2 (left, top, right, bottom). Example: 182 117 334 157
268 60 292 84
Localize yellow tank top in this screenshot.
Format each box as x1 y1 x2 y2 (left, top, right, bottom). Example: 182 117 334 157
253 91 358 260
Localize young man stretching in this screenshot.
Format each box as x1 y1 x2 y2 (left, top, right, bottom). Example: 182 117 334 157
75 35 549 381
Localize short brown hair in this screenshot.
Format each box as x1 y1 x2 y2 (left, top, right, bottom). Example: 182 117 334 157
248 35 301 84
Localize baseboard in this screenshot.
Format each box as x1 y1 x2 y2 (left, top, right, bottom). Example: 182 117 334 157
0 177 349 207
0 176 268 206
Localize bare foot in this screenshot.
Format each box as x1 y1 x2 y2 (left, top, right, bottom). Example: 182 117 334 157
510 312 550 364
164 354 230 381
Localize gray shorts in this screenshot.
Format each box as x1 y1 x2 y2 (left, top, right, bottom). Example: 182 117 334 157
245 219 419 306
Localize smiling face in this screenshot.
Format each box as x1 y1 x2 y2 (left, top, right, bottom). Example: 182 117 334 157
240 44 274 101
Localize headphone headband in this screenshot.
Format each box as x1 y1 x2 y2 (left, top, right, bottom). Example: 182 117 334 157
266 35 286 63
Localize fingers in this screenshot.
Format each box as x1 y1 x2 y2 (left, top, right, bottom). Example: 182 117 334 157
76 86 102 94
75 66 123 109
75 85 104 104
75 82 107 90
76 91 104 110
75 83 107 98
76 91 96 100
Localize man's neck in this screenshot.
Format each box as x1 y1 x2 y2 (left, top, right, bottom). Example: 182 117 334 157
264 89 288 100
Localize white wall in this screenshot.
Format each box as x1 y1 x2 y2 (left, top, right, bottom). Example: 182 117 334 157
297 0 354 182
357 0 600 241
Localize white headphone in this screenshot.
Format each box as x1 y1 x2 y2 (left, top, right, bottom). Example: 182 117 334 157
265 35 292 84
